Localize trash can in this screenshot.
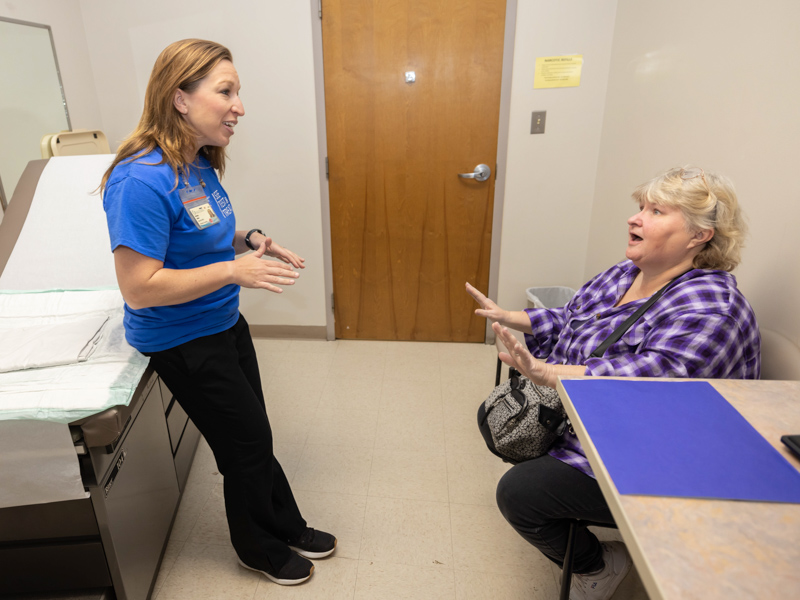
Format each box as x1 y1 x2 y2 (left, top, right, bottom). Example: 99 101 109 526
526 286 576 309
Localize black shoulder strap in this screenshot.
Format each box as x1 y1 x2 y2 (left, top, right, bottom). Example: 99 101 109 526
589 272 687 358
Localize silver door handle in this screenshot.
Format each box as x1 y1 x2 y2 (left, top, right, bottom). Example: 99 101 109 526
458 164 491 182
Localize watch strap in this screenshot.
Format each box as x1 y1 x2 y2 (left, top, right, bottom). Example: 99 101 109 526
245 228 264 251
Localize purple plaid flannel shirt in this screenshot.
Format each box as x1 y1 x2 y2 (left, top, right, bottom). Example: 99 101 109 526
525 260 761 478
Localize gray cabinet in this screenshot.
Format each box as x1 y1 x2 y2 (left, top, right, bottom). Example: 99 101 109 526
0 369 201 599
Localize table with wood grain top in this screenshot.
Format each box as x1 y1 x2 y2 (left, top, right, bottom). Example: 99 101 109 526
556 378 800 600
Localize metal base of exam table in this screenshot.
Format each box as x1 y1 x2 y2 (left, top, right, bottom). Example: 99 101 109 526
0 369 202 600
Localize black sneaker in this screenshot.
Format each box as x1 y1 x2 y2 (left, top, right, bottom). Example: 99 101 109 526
238 551 314 586
289 527 337 559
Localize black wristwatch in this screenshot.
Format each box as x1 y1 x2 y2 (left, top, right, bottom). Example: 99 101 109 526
245 228 264 251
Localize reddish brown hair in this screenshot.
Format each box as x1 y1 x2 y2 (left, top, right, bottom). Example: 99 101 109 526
101 39 233 191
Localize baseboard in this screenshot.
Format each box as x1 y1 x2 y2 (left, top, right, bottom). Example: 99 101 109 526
248 325 328 340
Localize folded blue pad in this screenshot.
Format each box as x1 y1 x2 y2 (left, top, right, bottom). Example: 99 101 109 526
562 379 800 503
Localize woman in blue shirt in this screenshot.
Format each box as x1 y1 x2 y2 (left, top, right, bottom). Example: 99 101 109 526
101 39 334 586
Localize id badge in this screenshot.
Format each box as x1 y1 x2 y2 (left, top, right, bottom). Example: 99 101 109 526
179 184 220 230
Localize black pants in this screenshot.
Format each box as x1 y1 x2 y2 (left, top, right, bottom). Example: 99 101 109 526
146 314 306 572
495 454 614 574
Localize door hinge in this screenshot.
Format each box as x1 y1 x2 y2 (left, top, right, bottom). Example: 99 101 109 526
325 156 329 179
331 292 335 310
318 0 322 19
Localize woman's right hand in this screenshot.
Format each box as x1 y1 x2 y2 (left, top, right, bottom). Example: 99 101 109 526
465 282 534 334
465 282 509 322
232 241 300 293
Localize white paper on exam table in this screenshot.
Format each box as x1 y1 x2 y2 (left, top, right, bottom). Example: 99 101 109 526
0 314 110 373
0 419 89 509
0 289 149 423
0 154 118 291
0 290 149 509
0 156 148 508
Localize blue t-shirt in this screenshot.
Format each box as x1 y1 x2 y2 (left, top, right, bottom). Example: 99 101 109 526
103 148 239 352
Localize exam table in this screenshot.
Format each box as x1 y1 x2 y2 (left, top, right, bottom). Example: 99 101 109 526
0 157 202 599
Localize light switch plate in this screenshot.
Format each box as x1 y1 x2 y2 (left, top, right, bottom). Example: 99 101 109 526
531 111 546 134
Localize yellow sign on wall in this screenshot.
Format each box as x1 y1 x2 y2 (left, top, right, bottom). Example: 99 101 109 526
534 55 583 89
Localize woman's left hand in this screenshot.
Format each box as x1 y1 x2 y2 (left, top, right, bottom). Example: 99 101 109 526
493 321 555 388
260 237 306 270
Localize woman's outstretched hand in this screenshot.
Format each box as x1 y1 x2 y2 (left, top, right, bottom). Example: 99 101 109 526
259 237 306 270
465 282 508 322
493 321 554 388
233 240 300 293
466 282 534 334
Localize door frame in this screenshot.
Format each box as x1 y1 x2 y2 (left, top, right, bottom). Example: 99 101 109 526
309 0 518 343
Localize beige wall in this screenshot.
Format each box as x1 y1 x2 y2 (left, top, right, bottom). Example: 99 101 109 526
495 0 618 311
585 0 800 345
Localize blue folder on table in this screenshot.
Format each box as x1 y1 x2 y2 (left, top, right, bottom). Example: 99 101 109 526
561 380 800 503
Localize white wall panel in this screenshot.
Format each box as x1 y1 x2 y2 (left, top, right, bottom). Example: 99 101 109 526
495 0 618 311
587 0 800 344
77 0 327 328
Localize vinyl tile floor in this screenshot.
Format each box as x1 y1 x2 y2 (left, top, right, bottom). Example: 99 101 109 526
152 339 650 600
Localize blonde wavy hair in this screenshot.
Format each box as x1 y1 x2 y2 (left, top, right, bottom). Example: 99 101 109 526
632 166 747 272
101 39 233 191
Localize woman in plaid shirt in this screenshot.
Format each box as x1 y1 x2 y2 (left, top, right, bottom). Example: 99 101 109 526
467 166 759 600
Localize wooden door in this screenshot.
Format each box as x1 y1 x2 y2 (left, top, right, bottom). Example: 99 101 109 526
322 0 506 341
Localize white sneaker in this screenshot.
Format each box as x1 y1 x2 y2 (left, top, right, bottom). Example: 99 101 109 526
569 541 632 600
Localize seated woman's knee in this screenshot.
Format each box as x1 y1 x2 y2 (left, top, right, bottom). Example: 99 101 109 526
496 461 553 524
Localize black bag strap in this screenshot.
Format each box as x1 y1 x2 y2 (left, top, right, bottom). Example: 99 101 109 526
589 272 687 358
